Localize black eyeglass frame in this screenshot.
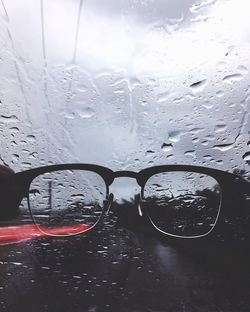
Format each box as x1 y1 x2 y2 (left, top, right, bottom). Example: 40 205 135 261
12 164 250 238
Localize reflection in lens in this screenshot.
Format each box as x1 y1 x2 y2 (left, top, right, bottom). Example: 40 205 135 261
143 171 221 237
28 170 107 236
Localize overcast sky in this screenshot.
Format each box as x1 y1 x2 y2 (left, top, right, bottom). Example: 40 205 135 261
0 0 249 177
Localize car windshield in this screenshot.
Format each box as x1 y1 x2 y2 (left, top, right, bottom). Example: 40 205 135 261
0 1 250 312
0 0 249 177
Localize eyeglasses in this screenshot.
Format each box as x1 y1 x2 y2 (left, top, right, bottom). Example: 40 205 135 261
13 164 249 239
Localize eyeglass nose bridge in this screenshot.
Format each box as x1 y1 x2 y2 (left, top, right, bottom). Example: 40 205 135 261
112 170 143 186
109 172 145 217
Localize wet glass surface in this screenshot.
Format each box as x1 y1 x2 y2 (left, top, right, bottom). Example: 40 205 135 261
0 0 249 173
0 0 250 311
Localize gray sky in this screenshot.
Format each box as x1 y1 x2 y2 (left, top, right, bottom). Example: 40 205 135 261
0 0 249 176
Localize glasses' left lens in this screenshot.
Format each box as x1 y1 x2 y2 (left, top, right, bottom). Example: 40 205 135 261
28 170 107 236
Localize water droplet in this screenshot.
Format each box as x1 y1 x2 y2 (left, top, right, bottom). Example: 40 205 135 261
203 155 212 160
10 140 17 146
168 130 185 142
9 127 19 133
215 124 227 133
206 135 216 141
189 79 207 93
222 73 243 84
173 96 185 103
146 150 155 157
26 135 36 143
202 101 213 109
237 65 248 75
213 143 234 151
166 154 174 160
190 0 215 13
243 152 250 162
0 115 18 123
78 107 95 118
12 154 19 161
185 150 196 158
127 77 142 90
192 137 199 143
21 162 32 168
216 91 224 98
11 262 23 266
114 88 124 94
161 143 173 152
157 91 169 103
190 128 204 134
77 84 88 92
216 160 223 165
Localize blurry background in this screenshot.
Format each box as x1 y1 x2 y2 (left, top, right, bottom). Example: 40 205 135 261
0 0 249 174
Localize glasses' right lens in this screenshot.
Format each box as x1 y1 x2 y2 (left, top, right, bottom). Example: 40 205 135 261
28 170 107 236
142 171 221 238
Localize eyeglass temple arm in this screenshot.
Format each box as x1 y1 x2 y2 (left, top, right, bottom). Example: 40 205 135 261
0 165 26 219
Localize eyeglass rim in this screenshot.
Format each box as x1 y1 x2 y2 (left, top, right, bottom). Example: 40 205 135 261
140 171 222 239
26 169 111 237
12 163 249 238
15 163 243 188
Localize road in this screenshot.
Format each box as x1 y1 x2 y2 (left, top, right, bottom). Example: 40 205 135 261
1 209 250 312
